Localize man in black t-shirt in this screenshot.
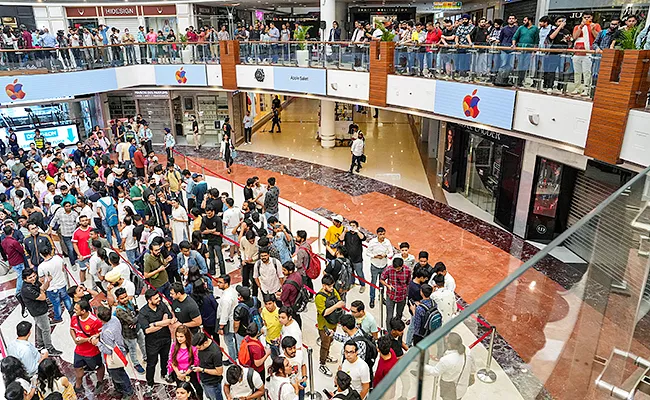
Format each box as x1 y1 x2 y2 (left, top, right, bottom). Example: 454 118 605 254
386 317 408 358
233 286 259 338
544 17 572 90
344 220 366 293
170 282 202 335
193 332 224 399
21 268 62 355
200 205 225 275
138 289 175 391
191 115 201 151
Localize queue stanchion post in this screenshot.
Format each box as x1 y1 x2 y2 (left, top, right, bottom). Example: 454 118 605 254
305 347 323 400
476 327 498 384
379 286 385 332
288 206 292 232
317 224 322 255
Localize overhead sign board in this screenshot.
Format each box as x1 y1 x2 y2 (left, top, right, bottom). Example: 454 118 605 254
0 124 80 149
432 2 463 10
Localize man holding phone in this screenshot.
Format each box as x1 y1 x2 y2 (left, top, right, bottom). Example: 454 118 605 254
571 11 601 96
192 332 224 400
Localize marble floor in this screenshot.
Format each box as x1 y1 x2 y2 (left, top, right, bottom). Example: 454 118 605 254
243 97 435 199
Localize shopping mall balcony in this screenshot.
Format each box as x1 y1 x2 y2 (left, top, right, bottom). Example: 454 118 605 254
1 41 649 170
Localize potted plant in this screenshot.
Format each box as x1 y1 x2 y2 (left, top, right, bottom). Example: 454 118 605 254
375 22 395 42
294 25 311 67
179 33 194 63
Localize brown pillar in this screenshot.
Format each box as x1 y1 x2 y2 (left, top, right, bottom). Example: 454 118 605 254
584 49 650 164
368 41 395 107
219 40 240 91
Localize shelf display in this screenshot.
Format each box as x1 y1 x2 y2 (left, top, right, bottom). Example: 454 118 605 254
334 102 355 146
108 95 136 120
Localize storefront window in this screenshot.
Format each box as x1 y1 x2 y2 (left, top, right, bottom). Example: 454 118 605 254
532 158 563 218
0 104 71 129
145 17 177 36
108 95 136 120
69 18 99 30
465 134 502 215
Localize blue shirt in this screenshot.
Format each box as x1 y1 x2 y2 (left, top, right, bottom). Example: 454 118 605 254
7 339 40 376
129 144 137 160
273 234 292 264
538 25 551 47
62 193 77 206
41 33 57 48
499 24 518 46
412 298 434 337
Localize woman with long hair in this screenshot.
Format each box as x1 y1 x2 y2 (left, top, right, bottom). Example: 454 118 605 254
175 381 198 400
220 132 234 174
431 332 476 400
189 278 218 341
266 356 301 400
1 357 35 400
167 325 202 399
37 358 72 399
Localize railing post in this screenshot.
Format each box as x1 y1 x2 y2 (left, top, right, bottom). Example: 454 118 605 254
379 287 385 331
476 327 498 383
306 347 322 400
184 154 188 170
317 224 322 255
288 206 293 231
231 180 235 198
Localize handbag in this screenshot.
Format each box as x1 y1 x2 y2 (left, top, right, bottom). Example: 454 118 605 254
360 154 367 163
231 149 238 159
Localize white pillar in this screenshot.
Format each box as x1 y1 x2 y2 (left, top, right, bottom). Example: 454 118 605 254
321 0 335 40
320 100 336 148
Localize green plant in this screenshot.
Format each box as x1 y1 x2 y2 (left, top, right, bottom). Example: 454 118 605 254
179 34 187 43
375 22 395 42
617 25 640 49
294 26 311 50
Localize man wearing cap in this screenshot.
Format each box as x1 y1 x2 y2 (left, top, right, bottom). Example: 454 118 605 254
324 215 346 261
105 269 136 306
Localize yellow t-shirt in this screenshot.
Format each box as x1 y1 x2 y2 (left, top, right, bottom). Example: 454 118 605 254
324 225 344 246
261 307 282 344
192 215 202 233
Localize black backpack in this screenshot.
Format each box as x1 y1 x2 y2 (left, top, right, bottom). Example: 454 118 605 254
317 291 343 325
286 279 309 313
352 330 378 370
332 257 353 294
334 389 362 400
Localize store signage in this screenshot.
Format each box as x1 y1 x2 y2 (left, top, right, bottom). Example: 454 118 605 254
432 2 463 10
141 5 176 16
103 6 137 16
196 6 214 14
0 69 117 105
236 65 275 90
434 81 516 130
0 125 79 149
350 6 416 13
134 90 169 99
273 67 326 96
65 7 98 18
154 65 207 86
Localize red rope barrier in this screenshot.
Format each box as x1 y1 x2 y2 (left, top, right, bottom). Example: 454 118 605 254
456 302 491 329
469 327 493 349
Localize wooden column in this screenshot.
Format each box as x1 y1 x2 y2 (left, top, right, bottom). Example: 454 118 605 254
219 40 240 91
584 49 650 164
369 41 395 107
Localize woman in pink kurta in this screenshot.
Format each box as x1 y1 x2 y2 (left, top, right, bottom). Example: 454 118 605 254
167 325 202 399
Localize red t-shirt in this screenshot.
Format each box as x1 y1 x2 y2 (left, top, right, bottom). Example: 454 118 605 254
71 314 103 357
72 227 92 258
374 349 398 387
244 337 266 374
134 150 146 168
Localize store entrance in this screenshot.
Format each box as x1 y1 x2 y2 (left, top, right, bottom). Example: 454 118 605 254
464 134 502 216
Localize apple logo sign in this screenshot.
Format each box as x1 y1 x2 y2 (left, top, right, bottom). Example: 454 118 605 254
462 89 480 118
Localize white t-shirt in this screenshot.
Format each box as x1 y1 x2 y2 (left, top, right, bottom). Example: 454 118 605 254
253 258 284 293
222 207 243 235
227 367 264 398
115 263 132 282
121 225 138 250
38 255 67 291
97 196 115 219
340 358 370 394
444 272 456 293
431 287 457 325
266 376 298 400
281 320 303 364
285 351 305 376
110 279 135 299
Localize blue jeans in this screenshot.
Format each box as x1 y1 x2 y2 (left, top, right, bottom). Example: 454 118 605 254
264 211 279 222
125 248 140 266
299 389 305 400
46 287 73 321
62 236 76 265
369 265 384 301
156 281 171 300
13 263 24 295
352 261 365 286
102 221 121 247
108 367 134 396
270 344 280 359
202 383 223 400
223 331 238 362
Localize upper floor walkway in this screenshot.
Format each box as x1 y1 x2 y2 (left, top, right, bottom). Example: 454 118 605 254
1 41 648 168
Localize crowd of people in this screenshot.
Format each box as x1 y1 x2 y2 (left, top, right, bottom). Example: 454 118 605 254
0 110 472 400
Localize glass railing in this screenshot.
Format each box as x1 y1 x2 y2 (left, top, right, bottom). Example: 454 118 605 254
239 41 371 71
0 42 219 72
371 164 650 400
394 43 601 98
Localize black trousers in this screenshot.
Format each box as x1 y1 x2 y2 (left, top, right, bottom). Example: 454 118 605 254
207 242 225 275
241 263 258 297
145 339 171 386
350 155 362 172
244 127 252 142
271 120 281 132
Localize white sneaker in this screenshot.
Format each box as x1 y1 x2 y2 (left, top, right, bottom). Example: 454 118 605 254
581 90 590 97
359 286 366 294
571 88 581 95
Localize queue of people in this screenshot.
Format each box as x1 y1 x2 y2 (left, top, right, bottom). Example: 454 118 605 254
1 120 472 400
